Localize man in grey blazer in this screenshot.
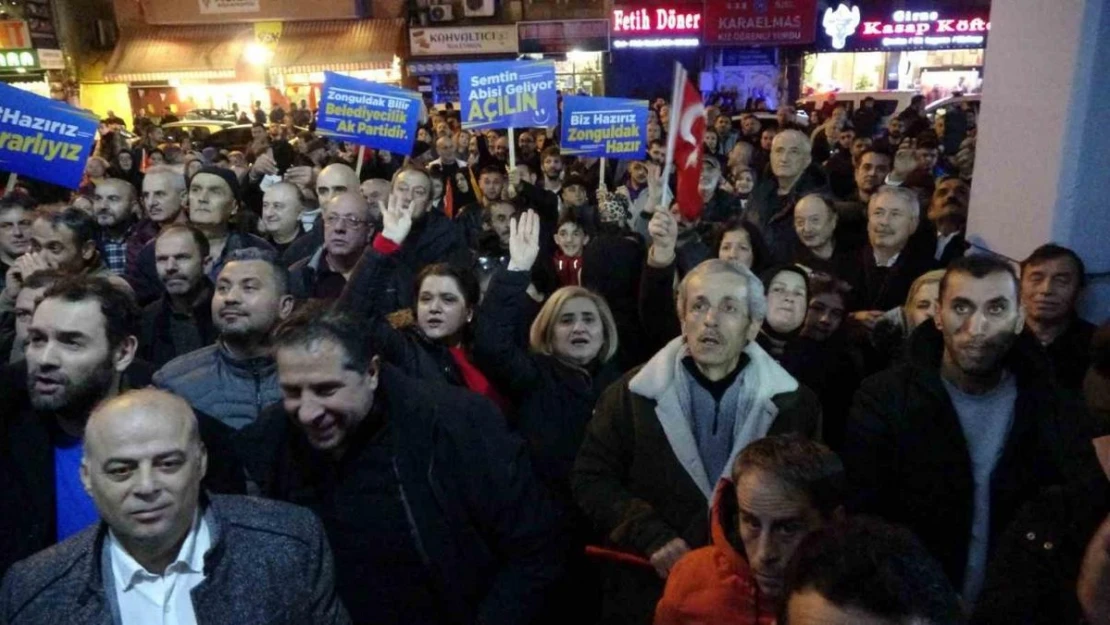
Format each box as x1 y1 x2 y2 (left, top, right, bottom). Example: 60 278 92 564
0 389 350 625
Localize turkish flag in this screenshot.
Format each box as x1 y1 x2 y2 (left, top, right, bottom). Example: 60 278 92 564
672 78 706 222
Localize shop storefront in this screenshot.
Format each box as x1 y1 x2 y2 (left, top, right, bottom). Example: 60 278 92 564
1 16 69 101
104 19 403 120
407 24 519 108
805 2 989 100
518 19 608 95
699 0 817 110
607 3 704 99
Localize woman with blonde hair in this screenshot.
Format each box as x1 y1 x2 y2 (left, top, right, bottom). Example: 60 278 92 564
473 209 621 623
870 268 945 371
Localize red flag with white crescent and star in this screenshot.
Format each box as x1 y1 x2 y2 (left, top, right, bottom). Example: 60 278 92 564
667 67 707 222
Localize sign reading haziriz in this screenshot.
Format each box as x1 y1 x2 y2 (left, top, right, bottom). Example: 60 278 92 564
0 83 98 189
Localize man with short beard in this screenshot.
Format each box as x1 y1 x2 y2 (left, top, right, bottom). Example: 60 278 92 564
140 224 217 368
843 255 1106 609
153 249 293 430
0 277 243 576
92 178 144 276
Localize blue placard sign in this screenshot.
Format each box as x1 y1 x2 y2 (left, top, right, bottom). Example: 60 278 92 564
459 60 557 130
316 72 422 155
0 82 99 189
559 96 649 158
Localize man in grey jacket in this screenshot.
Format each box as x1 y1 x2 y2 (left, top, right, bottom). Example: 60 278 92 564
153 248 293 429
0 388 349 625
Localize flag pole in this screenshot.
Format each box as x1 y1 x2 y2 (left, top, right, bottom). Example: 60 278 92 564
508 127 517 170
355 147 365 178
3 173 16 196
599 157 606 188
660 61 684 211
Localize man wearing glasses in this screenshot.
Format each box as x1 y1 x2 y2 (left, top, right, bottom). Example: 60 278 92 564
289 193 374 300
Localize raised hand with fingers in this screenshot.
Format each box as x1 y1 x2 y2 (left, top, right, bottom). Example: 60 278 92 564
381 192 414 245
507 209 540 272
647 209 678 267
890 147 917 183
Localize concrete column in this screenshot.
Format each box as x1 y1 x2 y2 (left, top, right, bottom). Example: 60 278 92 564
967 0 1109 321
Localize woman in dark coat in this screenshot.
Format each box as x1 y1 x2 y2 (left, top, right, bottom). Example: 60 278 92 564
472 210 622 625
338 198 507 410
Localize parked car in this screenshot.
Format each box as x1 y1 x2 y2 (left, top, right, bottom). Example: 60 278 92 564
185 109 239 122
798 90 918 126
729 110 811 133
925 94 981 119
201 124 308 154
161 120 235 146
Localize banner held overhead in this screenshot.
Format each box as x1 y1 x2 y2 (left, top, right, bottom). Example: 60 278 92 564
559 96 648 158
459 60 557 130
316 72 422 155
0 83 99 189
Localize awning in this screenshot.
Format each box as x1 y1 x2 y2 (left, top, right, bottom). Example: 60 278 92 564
269 19 404 74
104 24 251 83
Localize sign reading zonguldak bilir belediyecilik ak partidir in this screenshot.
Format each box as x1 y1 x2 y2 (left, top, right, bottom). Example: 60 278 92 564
0 82 99 189
459 60 558 130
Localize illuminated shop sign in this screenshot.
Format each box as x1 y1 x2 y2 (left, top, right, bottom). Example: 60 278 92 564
0 49 38 70
819 3 990 52
611 6 702 48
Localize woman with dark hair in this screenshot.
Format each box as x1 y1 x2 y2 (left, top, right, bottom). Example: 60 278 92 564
708 217 770 274
338 194 507 408
757 264 810 361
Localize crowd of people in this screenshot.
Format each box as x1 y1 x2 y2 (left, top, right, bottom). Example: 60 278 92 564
0 92 1106 625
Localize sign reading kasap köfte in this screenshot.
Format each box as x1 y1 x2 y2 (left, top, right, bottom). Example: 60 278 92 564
559 96 648 158
459 60 557 130
0 82 98 189
316 72 422 155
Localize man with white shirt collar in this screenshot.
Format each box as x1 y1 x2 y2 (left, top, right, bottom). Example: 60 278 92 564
0 388 350 625
845 185 935 320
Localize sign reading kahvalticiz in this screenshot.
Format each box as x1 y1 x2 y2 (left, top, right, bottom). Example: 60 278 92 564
0 82 99 189
316 72 423 154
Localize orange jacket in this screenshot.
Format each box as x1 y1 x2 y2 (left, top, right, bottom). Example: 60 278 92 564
654 480 777 625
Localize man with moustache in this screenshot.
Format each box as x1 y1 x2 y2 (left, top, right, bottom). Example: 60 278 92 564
843 255 1105 609
289 193 373 299
140 224 218 368
131 166 190 273
0 277 243 576
928 176 972 266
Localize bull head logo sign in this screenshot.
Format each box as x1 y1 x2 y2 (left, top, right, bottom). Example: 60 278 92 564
823 3 861 50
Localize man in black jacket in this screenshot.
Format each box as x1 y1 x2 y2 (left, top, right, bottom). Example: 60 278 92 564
0 277 242 576
141 224 217 368
1020 243 1096 392
0 389 348 625
843 255 1107 610
236 307 565 625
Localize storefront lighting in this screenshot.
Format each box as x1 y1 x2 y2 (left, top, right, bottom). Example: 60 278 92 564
613 38 699 49
566 49 592 63
245 42 273 66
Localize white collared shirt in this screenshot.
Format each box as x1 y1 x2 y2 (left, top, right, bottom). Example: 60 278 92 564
936 230 959 261
874 250 901 268
109 513 211 625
